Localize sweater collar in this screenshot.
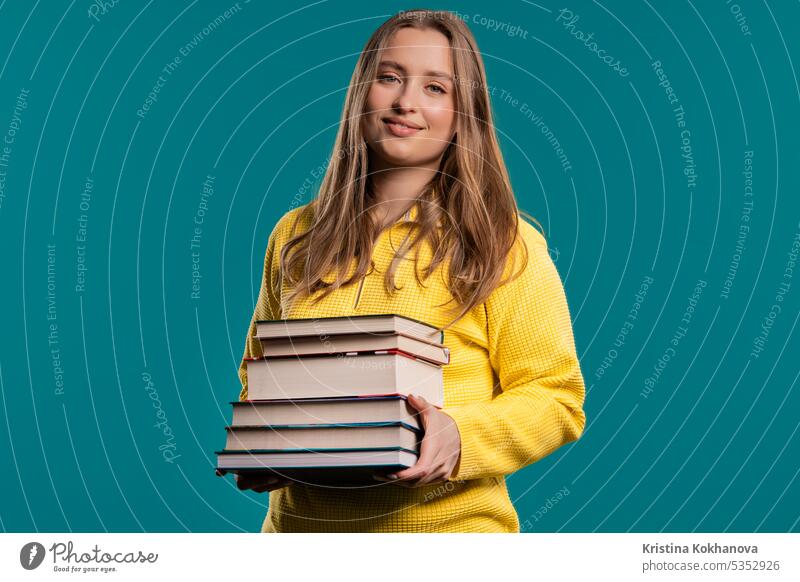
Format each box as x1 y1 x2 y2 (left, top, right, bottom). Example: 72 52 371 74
397 200 420 223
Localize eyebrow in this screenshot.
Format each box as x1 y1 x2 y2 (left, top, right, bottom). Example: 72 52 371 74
377 60 453 81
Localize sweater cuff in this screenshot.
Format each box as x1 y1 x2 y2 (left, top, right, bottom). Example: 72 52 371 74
440 404 485 481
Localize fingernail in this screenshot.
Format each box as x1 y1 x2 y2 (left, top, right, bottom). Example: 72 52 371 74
386 474 398 480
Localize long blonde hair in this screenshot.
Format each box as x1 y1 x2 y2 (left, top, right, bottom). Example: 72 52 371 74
280 8 542 332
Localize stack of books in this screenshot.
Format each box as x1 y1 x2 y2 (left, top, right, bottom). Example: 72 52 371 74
215 314 449 485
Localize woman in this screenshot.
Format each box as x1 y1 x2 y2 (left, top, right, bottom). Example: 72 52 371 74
235 9 586 533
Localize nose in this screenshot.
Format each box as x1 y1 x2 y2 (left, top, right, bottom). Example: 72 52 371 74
392 77 419 112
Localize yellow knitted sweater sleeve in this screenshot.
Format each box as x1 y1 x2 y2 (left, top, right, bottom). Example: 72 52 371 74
237 224 282 402
441 221 587 481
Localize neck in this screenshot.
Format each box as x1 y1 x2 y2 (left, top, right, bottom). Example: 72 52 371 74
367 159 438 229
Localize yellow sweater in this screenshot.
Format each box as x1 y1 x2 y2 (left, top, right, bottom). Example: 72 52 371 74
238 202 586 533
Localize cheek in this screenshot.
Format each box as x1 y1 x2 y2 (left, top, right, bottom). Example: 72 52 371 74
362 99 378 138
364 89 378 113
425 101 456 135
365 84 393 114
363 86 390 135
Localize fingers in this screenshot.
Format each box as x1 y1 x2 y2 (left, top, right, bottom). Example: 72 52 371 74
406 394 431 429
405 393 424 410
251 478 291 493
390 395 433 482
407 393 432 408
392 434 436 482
415 468 450 487
381 474 447 488
235 472 291 492
374 463 448 488
372 473 398 483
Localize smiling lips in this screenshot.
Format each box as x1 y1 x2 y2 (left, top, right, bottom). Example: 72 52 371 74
383 117 424 137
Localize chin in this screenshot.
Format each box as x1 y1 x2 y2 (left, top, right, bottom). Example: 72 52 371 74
374 144 431 166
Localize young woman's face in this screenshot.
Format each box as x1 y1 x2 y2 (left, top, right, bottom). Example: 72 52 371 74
362 27 456 168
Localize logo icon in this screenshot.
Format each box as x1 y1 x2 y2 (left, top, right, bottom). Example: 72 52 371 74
20 542 46 570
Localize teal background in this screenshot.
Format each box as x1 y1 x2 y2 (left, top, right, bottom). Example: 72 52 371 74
0 0 798 532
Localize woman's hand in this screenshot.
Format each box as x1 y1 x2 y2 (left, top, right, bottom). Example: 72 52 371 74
235 471 292 493
374 393 461 487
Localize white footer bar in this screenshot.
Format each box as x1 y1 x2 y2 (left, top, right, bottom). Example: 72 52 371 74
1 533 797 581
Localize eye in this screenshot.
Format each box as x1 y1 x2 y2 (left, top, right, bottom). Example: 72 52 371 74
427 83 446 94
378 74 400 83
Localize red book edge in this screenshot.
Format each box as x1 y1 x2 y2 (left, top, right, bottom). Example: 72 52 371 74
235 392 441 408
245 348 445 367
257 345 450 366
